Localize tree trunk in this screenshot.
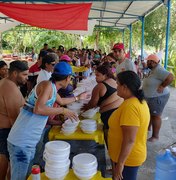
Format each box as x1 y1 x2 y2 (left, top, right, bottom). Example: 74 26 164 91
23 46 26 54
159 34 165 51
95 30 99 50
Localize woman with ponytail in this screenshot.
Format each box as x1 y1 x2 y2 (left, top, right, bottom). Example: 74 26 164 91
108 71 150 180
82 64 123 145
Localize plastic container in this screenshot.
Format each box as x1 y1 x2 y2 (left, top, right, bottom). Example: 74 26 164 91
45 141 70 155
81 124 97 127
73 170 96 180
61 128 76 135
44 150 70 161
31 165 40 180
43 155 69 165
80 124 97 130
45 159 70 171
81 129 96 134
73 165 97 174
81 120 96 126
64 119 79 126
62 125 77 131
81 109 97 118
45 170 68 180
45 167 69 175
155 149 176 180
73 153 97 169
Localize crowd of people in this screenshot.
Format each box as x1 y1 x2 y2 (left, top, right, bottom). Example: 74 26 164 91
0 42 174 180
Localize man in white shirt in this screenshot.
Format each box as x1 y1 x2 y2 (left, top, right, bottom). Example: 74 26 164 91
112 43 137 75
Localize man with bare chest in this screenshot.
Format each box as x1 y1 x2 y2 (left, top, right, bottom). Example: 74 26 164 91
0 60 28 180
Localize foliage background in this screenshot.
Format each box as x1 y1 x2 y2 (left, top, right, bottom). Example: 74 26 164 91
1 1 176 71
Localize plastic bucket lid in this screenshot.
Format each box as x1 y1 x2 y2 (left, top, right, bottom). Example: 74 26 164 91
45 159 70 170
62 125 77 130
80 124 97 130
73 153 97 168
44 151 70 161
81 120 96 125
45 141 70 154
64 119 80 125
73 164 97 174
44 154 70 165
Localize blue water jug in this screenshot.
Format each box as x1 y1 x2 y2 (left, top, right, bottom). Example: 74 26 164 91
155 149 176 180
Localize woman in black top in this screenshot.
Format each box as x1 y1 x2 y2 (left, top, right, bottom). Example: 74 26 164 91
82 64 123 144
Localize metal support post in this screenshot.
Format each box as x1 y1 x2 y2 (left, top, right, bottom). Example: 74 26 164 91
141 16 145 60
164 0 171 69
122 29 125 44
129 24 132 59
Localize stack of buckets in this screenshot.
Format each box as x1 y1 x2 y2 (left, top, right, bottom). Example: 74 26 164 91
155 147 176 180
80 120 97 134
44 141 70 180
72 153 98 179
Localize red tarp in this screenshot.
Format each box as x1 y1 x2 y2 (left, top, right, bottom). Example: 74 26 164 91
0 3 92 30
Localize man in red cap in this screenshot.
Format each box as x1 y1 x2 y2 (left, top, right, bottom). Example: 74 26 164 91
112 43 137 74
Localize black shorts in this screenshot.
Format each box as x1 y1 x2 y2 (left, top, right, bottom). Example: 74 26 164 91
0 128 11 158
100 108 117 129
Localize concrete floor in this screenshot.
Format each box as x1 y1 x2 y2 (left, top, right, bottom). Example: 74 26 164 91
137 87 176 180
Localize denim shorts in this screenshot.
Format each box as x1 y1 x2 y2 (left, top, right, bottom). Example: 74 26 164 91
0 128 11 158
146 93 170 116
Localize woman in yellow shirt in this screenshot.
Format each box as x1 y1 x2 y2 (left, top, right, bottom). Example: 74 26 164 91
108 71 150 180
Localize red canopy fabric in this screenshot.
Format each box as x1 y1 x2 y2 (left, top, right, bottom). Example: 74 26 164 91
0 3 92 30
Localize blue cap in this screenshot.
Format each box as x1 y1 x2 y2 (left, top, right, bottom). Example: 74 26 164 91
53 62 72 76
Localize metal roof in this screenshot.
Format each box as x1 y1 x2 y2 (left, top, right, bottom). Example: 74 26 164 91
0 0 166 30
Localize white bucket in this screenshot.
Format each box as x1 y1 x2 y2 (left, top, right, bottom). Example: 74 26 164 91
64 119 80 126
45 159 70 171
44 151 70 161
80 124 97 130
72 153 97 169
45 170 68 180
81 120 96 126
73 165 97 174
62 125 77 131
45 141 70 155
44 154 70 164
73 170 96 180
